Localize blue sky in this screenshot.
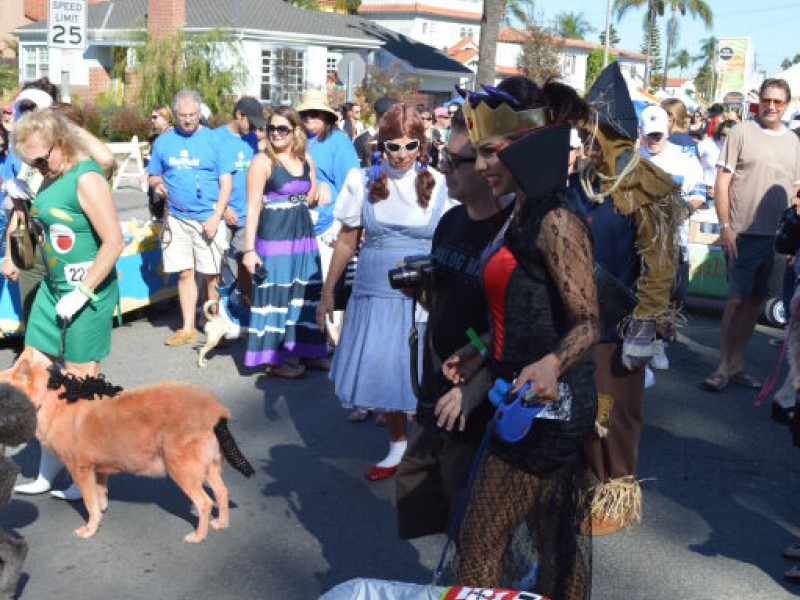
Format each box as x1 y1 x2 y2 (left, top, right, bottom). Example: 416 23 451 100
531 0 797 77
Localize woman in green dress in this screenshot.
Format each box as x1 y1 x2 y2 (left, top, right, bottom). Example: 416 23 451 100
10 108 125 499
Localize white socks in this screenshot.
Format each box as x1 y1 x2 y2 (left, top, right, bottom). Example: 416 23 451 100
376 440 407 469
14 448 63 495
51 482 82 501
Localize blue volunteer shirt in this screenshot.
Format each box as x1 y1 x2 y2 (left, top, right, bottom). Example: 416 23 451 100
148 126 234 222
213 125 255 223
307 128 360 236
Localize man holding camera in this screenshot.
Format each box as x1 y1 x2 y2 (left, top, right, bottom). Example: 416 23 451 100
395 108 514 540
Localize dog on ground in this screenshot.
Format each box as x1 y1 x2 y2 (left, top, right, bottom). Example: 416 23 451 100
0 382 36 599
198 282 248 368
1 349 254 543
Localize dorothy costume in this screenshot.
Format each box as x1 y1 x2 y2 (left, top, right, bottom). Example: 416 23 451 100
330 162 451 412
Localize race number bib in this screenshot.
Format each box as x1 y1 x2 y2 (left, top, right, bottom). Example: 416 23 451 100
64 261 93 286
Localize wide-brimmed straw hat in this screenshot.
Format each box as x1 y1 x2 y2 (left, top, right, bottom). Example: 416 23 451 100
296 89 338 121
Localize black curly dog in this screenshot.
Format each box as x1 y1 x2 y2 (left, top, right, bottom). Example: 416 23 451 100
0 383 36 600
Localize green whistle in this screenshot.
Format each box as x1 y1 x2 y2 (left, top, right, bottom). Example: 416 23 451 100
466 327 488 358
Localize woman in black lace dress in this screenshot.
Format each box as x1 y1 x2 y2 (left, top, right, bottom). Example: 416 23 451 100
445 77 599 600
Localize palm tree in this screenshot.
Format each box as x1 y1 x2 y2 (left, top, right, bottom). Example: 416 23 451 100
661 0 712 89
692 35 716 99
670 48 691 77
614 0 665 89
555 11 595 40
477 0 505 87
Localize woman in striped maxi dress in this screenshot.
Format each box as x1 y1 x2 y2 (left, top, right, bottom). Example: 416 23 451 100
242 106 329 378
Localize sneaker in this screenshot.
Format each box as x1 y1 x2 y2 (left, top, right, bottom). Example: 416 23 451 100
649 340 669 371
165 329 198 346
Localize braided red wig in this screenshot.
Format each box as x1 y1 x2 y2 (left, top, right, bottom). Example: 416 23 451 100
370 103 435 208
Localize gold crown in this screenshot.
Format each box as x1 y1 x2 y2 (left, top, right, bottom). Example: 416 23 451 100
463 101 550 145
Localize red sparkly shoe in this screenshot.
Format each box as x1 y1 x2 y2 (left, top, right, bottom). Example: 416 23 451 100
365 464 398 481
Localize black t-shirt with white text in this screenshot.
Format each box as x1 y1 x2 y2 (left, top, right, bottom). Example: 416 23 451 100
416 201 514 440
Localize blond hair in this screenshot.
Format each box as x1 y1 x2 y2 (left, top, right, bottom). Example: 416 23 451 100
11 108 89 167
661 98 689 133
264 106 306 164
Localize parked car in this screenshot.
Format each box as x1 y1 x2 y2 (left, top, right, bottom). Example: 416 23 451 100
687 206 787 327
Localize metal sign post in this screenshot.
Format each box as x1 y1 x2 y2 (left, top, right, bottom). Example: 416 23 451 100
336 54 366 103
48 0 88 102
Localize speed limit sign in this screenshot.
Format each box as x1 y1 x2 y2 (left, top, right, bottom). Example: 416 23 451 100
48 0 87 50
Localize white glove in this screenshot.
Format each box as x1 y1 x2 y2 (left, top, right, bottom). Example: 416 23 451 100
55 288 90 321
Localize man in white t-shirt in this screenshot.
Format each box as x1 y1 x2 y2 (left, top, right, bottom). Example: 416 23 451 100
639 105 706 370
703 78 800 392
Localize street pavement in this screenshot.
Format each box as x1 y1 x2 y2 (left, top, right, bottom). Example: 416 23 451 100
0 187 798 599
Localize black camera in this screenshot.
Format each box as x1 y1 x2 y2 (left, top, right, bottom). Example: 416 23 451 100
388 254 435 291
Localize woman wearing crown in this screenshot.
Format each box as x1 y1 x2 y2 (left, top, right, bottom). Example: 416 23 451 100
443 76 598 599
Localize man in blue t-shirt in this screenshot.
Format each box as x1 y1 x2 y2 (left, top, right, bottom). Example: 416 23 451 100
148 89 235 346
213 96 262 285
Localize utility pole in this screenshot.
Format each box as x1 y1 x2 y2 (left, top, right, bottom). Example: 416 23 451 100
603 0 612 66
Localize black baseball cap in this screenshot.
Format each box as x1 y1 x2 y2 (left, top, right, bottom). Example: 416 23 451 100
373 97 397 117
234 96 266 129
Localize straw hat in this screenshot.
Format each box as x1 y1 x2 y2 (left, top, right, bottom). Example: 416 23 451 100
296 89 338 121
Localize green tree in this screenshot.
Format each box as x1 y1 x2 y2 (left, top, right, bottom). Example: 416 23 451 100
661 0 713 89
586 48 616 89
0 39 18 93
670 48 692 77
332 0 360 14
599 24 621 47
692 36 716 100
780 53 800 70
639 13 663 89
615 0 666 89
555 11 595 40
518 14 562 84
134 30 249 116
284 0 319 9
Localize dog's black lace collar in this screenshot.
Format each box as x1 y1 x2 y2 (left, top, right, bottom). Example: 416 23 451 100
46 364 123 402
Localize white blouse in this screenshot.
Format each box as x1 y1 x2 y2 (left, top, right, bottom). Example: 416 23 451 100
334 163 454 228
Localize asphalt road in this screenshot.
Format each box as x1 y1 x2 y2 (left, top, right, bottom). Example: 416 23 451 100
0 187 798 600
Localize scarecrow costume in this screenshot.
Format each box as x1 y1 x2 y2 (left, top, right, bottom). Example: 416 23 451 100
577 62 684 534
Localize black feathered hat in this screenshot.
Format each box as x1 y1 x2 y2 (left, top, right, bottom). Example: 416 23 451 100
586 62 638 141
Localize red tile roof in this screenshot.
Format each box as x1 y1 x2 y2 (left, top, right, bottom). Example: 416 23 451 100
497 27 646 60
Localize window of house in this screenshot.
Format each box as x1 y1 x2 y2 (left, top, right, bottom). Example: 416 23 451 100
261 49 306 105
326 55 338 75
562 54 576 76
23 46 49 81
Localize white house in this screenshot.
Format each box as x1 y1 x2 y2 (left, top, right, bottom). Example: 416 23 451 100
12 0 472 104
444 28 647 92
358 0 483 51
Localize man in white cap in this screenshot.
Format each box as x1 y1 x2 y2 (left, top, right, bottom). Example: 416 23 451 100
639 104 705 371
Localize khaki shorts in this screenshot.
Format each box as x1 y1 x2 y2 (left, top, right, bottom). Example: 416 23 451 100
161 214 229 274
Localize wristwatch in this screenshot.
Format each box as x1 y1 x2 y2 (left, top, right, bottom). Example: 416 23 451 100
719 222 732 230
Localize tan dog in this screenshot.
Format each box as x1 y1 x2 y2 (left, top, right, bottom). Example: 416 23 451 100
1 350 254 543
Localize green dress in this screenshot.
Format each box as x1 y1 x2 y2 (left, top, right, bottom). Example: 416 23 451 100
24 160 119 363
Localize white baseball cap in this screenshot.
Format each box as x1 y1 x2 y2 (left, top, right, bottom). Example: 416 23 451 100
12 88 53 121
640 105 669 136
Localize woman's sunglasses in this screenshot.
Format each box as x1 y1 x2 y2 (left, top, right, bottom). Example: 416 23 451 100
27 145 53 170
384 139 420 153
267 125 292 136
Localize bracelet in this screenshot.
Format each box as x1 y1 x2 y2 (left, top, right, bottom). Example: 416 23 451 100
243 249 256 255
77 282 99 302
320 292 335 297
